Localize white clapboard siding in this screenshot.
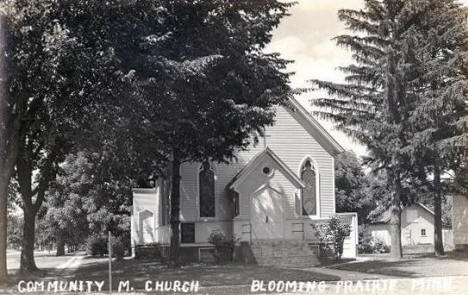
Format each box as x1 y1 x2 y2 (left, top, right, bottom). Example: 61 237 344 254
178 105 336 222
454 195 468 246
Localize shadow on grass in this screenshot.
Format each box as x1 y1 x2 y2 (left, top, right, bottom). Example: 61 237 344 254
63 259 341 291
332 259 421 278
2 267 72 291
446 250 468 261
3 258 341 293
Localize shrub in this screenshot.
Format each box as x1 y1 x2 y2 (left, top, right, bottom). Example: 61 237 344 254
208 230 238 264
86 235 107 256
312 216 351 261
358 225 374 254
358 226 390 254
111 238 125 261
372 239 390 253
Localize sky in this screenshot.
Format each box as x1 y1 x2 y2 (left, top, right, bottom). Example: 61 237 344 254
266 0 468 156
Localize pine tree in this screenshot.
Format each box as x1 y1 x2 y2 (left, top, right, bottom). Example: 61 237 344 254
405 0 468 256
310 0 422 259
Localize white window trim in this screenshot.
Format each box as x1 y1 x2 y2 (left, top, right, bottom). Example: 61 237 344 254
421 229 427 237
196 161 217 221
298 156 320 219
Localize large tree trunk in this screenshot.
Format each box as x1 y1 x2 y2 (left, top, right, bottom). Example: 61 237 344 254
17 155 42 273
0 13 9 284
433 165 445 256
0 178 8 283
389 172 403 259
56 236 65 256
20 206 38 273
169 155 181 267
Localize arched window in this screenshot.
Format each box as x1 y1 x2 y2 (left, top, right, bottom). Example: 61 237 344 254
301 160 317 216
199 161 215 217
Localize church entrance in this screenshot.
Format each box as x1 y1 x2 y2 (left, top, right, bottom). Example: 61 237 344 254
250 186 285 240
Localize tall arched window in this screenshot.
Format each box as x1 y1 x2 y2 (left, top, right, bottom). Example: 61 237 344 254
199 161 215 217
301 160 317 216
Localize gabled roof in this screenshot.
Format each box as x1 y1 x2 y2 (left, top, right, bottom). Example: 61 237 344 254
372 203 435 224
228 147 305 191
285 97 345 157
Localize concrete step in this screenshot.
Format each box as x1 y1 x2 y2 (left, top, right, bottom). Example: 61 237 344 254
250 240 320 268
256 255 319 268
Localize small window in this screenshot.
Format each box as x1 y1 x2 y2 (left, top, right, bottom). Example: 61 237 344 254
421 229 426 237
233 194 240 217
262 167 271 175
181 223 195 243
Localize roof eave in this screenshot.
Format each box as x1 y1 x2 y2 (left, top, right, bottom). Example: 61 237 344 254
286 98 345 157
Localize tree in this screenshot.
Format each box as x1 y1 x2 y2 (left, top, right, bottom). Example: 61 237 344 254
335 151 376 224
0 10 12 282
310 1 425 259
1 0 165 273
4 0 93 272
127 0 293 265
45 153 91 256
45 151 136 255
404 0 468 256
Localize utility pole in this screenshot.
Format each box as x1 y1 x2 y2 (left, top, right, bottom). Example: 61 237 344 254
108 231 112 294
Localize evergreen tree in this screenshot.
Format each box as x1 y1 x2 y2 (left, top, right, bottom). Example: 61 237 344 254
310 0 421 259
405 0 468 256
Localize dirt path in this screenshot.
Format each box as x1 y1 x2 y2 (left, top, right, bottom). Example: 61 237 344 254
55 253 85 270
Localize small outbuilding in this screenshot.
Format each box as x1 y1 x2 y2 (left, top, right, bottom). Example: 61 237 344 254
368 203 453 253
453 194 468 251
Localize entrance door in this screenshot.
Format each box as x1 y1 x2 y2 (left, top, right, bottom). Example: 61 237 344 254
250 187 284 240
139 210 154 244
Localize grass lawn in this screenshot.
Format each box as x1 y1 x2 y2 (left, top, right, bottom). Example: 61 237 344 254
72 258 340 290
332 252 468 278
2 258 340 294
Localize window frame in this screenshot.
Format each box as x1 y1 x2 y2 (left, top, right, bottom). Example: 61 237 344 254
298 156 320 218
421 229 426 237
197 162 217 219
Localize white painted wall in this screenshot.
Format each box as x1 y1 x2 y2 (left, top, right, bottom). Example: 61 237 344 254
369 204 435 247
131 105 347 253
453 195 468 247
131 188 160 248
178 105 336 225
369 224 391 245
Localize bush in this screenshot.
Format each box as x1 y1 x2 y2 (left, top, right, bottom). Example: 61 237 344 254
86 235 107 256
111 238 125 261
312 216 351 261
358 226 390 254
86 234 128 260
358 225 374 254
208 230 238 264
372 239 390 253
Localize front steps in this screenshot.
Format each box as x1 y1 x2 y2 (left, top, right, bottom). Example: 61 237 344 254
250 240 320 268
